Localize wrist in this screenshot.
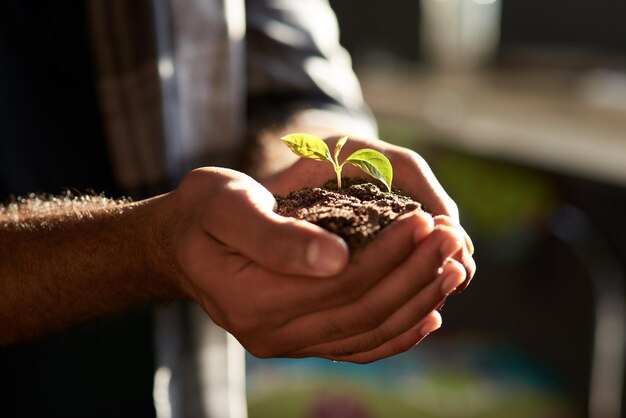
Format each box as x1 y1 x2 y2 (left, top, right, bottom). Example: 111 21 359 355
133 192 191 302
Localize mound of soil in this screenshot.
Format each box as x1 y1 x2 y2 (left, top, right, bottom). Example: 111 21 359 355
275 178 422 252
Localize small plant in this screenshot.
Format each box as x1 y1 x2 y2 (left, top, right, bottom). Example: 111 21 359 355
281 133 393 192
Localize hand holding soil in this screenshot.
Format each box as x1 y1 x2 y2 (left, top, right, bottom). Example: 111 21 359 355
264 134 476 291
276 177 422 251
156 135 475 363
275 134 409 250
165 166 468 363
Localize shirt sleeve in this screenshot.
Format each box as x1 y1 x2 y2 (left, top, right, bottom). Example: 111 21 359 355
245 0 378 137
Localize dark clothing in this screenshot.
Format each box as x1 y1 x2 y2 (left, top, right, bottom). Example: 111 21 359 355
0 1 119 197
0 3 155 417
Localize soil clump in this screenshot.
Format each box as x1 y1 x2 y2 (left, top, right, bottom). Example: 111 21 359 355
275 178 422 252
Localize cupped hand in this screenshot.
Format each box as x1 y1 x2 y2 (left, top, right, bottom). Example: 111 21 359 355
264 135 476 290
160 167 466 362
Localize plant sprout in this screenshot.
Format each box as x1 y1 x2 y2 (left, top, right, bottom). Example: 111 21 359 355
280 133 393 192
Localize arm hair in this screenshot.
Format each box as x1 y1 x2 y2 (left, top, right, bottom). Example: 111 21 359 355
0 192 180 345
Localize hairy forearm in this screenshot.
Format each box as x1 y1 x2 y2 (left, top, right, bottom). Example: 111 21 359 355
0 193 181 345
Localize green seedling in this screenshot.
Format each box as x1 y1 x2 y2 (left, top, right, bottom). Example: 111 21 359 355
281 133 393 192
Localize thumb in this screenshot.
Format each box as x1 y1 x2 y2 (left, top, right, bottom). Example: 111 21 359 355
205 171 349 277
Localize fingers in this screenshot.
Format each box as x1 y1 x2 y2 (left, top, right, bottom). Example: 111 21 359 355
327 226 463 341
290 256 460 360
332 311 442 364
203 170 349 277
240 211 435 328
386 150 475 279
322 211 434 306
292 257 465 362
388 149 460 221
338 142 476 279
433 215 476 292
178 165 475 364
278 225 463 355
433 215 474 256
230 212 434 358
188 210 435 358
174 224 235 323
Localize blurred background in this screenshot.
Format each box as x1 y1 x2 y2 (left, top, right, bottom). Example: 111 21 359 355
246 1 626 417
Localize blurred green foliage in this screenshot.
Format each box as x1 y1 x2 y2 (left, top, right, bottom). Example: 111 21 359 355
435 152 556 234
378 118 557 235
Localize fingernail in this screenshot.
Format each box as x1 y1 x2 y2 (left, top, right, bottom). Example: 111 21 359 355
440 271 465 296
419 312 442 338
307 238 346 275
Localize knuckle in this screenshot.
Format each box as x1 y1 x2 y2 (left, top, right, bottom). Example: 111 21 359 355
449 258 467 277
432 224 461 244
178 168 225 205
181 167 218 188
433 214 454 226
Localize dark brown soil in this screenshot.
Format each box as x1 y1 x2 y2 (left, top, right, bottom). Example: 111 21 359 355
275 178 422 252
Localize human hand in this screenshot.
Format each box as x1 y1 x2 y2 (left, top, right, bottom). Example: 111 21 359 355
159 167 466 363
264 135 476 291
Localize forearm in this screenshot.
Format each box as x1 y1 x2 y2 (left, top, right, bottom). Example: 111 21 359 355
0 193 181 345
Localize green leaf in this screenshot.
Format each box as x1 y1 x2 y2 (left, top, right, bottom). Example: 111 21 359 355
334 135 349 163
344 148 393 192
280 133 333 163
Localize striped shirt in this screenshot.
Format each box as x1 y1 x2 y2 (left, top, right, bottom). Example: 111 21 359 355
88 1 376 418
